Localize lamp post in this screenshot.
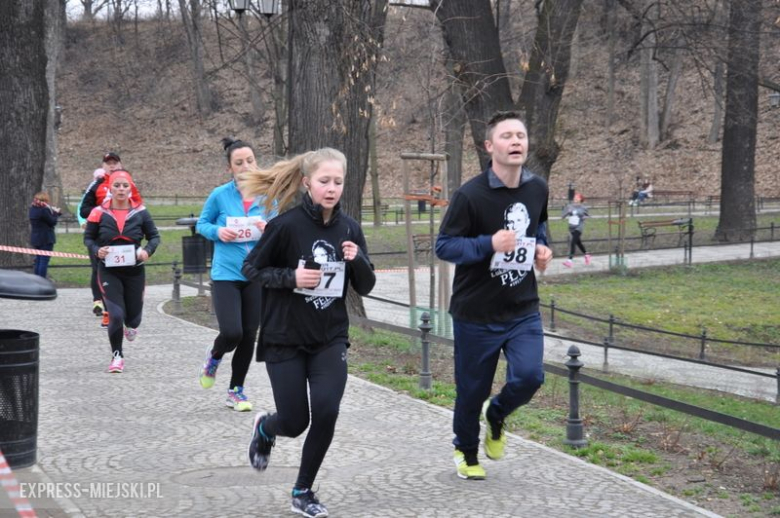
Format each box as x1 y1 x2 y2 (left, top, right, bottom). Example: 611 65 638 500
228 0 250 17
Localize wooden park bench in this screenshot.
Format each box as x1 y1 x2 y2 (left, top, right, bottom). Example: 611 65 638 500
637 218 692 248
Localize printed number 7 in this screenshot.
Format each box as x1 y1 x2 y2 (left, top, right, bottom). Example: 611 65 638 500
323 272 336 289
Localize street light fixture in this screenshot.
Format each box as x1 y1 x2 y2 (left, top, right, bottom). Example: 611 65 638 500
229 0 278 18
258 0 280 18
229 0 250 16
770 92 780 109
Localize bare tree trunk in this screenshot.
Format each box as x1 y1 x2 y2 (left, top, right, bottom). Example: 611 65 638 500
211 0 224 65
239 14 265 128
716 0 760 242
263 12 288 157
707 0 728 144
178 0 213 116
517 0 585 178
605 0 617 126
443 86 466 193
0 1 49 269
81 0 108 21
659 36 684 141
639 1 659 149
43 0 68 214
433 0 514 170
287 0 388 317
707 61 725 143
369 114 382 226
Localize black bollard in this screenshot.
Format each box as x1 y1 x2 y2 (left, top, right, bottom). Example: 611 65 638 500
563 345 588 448
418 312 433 390
549 298 557 333
172 261 182 314
699 328 707 360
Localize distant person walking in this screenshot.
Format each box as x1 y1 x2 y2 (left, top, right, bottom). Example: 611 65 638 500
435 111 552 480
197 137 274 412
242 147 376 518
84 170 159 373
28 192 61 278
561 192 591 267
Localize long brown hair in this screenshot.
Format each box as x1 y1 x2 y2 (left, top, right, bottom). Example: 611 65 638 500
237 148 347 213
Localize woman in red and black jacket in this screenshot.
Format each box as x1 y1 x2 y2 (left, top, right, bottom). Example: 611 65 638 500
84 170 160 374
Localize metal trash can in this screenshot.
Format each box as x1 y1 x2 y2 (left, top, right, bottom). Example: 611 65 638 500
0 330 39 468
0 269 56 469
182 235 208 274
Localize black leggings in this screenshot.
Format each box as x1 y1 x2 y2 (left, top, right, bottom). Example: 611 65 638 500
568 230 587 258
262 343 348 490
98 263 145 356
90 254 102 302
210 280 262 389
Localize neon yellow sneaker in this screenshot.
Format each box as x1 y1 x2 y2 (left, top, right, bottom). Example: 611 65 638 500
226 386 253 412
199 346 221 389
483 400 507 460
453 449 486 480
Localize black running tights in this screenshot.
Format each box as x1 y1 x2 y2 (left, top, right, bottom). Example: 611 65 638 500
210 280 262 389
262 344 348 490
568 230 587 258
98 264 145 356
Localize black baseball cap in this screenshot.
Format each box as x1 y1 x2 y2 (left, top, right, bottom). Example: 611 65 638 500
102 152 121 162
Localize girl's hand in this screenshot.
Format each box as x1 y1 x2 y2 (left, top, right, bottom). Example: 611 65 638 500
218 227 238 242
341 240 359 261
136 248 149 262
97 246 110 259
254 219 267 232
295 265 322 288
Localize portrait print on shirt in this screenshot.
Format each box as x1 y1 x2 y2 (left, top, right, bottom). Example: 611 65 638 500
302 239 342 310
490 202 534 287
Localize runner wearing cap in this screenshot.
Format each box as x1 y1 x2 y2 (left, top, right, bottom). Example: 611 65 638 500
79 152 143 326
84 170 159 373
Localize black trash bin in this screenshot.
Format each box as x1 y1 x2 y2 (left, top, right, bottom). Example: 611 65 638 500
0 330 39 468
182 235 208 274
0 269 56 470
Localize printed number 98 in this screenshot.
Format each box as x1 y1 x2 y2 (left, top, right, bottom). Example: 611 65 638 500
503 248 527 264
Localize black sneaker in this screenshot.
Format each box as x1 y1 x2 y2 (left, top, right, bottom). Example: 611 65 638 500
247 412 274 471
291 488 328 518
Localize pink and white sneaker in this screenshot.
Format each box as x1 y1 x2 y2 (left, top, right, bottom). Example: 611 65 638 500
584 254 592 266
108 351 124 373
124 327 138 342
563 259 573 268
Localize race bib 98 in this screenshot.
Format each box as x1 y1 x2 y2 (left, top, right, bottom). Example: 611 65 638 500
489 237 536 271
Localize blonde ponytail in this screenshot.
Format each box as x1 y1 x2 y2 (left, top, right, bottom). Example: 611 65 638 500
238 148 347 213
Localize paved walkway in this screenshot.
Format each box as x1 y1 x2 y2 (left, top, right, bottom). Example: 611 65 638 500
1 284 719 517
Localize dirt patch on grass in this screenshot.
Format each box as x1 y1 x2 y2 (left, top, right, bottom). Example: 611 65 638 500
165 295 780 517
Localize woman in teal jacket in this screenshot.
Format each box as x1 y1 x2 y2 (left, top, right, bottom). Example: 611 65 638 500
196 138 276 411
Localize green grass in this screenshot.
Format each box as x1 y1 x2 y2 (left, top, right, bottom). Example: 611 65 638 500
348 324 780 466
540 259 780 350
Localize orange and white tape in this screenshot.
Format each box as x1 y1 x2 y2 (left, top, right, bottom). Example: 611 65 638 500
0 449 37 517
0 245 89 260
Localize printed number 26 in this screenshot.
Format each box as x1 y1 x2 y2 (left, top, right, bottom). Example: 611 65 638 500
503 248 527 264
